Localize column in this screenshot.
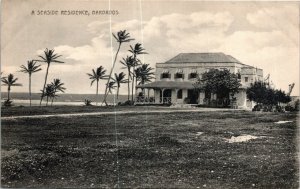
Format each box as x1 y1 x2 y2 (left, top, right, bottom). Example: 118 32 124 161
161 88 165 104
182 89 188 104
154 89 161 104
172 89 178 104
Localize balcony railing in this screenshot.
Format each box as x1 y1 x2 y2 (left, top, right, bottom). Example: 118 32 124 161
160 97 172 104
135 97 155 104
135 96 172 105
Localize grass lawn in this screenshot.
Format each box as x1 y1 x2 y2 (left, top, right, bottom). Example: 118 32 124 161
1 108 299 188
1 105 172 117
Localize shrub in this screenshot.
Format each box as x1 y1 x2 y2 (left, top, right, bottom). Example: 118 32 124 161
3 99 13 107
120 100 134 106
84 99 92 106
252 104 263 111
285 99 300 112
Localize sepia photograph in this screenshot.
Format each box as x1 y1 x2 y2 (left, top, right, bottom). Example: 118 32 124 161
1 0 299 188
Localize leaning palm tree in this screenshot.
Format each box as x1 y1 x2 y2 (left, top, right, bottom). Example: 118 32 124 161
135 64 155 85
129 43 147 101
112 72 128 99
50 79 66 105
87 66 107 105
36 48 64 105
107 81 116 95
102 30 134 105
129 43 147 58
1 74 22 101
20 60 42 106
120 56 136 100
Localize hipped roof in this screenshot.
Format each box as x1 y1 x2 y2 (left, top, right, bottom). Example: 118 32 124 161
165 53 242 64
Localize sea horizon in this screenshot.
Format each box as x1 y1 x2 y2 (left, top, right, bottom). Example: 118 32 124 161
1 92 131 106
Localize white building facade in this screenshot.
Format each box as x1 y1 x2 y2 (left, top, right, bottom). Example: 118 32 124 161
136 53 263 109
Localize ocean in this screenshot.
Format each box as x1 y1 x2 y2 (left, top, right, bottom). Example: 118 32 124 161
1 92 129 106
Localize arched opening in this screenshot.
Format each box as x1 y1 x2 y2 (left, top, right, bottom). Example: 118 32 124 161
160 89 172 104
177 89 182 99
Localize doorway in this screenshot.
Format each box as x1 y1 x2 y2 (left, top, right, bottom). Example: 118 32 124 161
187 89 199 104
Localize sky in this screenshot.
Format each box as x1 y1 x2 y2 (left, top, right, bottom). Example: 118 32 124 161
1 0 299 96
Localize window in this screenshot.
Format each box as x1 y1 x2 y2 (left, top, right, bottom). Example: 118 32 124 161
175 73 184 79
161 73 170 79
189 73 198 79
177 90 182 99
245 77 248 82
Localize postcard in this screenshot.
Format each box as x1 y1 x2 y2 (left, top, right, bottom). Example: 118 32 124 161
1 0 299 188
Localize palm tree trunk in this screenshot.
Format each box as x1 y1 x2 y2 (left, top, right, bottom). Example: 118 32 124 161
29 74 32 107
131 72 134 102
102 43 122 106
40 63 50 106
131 54 137 102
51 89 56 106
117 86 119 99
135 79 138 96
7 86 11 101
96 80 99 106
127 70 130 101
46 96 49 106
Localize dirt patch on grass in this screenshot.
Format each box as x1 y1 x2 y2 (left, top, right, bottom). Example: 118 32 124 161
224 135 264 143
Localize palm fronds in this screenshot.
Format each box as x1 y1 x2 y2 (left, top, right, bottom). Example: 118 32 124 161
36 48 64 106
87 66 107 105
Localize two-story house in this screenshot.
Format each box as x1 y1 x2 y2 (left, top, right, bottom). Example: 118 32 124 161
136 53 263 109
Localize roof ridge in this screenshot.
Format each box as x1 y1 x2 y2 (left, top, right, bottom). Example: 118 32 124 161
166 52 241 63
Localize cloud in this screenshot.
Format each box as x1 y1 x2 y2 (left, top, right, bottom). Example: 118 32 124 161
246 5 299 44
44 8 298 95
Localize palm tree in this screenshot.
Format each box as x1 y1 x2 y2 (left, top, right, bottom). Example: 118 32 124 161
129 43 147 101
87 66 107 105
112 72 128 99
50 79 66 105
1 74 22 101
135 64 154 85
20 60 42 106
36 48 64 105
42 84 56 106
129 43 147 57
120 56 136 100
107 81 116 95
102 30 134 105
